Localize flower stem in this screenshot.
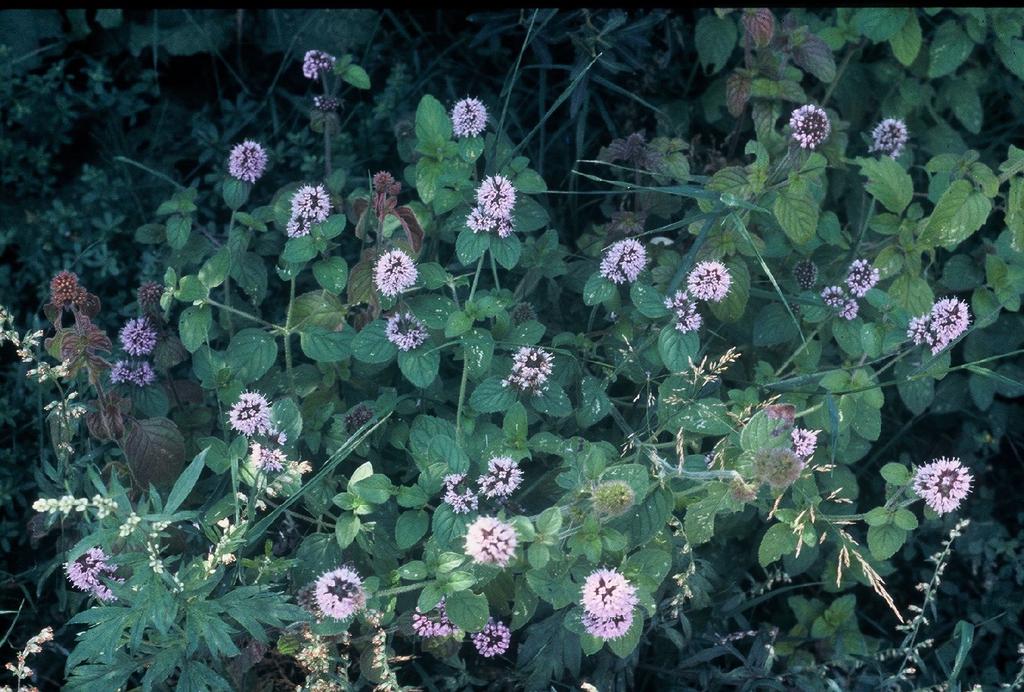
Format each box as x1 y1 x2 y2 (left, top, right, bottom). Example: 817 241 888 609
456 254 486 440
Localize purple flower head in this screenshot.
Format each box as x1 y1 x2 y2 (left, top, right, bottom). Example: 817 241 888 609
870 118 909 159
475 175 516 220
119 317 157 357
442 473 479 515
821 285 858 320
913 457 973 515
472 618 511 657
228 140 268 183
385 312 428 351
845 259 880 298
110 360 156 387
373 249 418 298
411 598 456 638
478 456 524 499
250 442 286 473
286 184 332 238
228 391 274 438
137 281 163 309
687 260 732 302
907 315 933 348
372 171 402 197
313 95 340 112
302 50 336 80
314 566 366 620
791 427 819 459
928 297 971 353
502 346 554 395
464 516 518 567
664 290 703 334
65 547 122 602
793 259 818 290
466 206 515 238
789 104 831 150
581 568 638 619
451 97 488 138
582 611 633 640
599 239 648 284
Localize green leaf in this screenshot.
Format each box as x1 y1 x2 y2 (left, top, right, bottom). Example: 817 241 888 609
335 514 360 548
630 282 669 318
167 214 192 250
164 448 207 514
753 303 798 346
708 259 750 323
444 590 489 632
773 177 818 245
919 179 991 249
281 236 317 264
414 94 452 152
456 229 489 265
867 524 907 560
576 376 612 428
222 178 250 211
226 328 278 382
461 328 494 379
759 523 799 566
854 8 908 42
179 305 211 353
893 509 919 531
395 510 429 549
694 14 737 73
889 11 922 66
398 348 440 388
351 320 397 364
340 63 370 89
857 157 913 214
658 325 699 372
607 612 643 658
583 273 616 306
445 310 473 338
880 462 911 485
531 383 571 417
300 327 351 363
313 257 348 293
928 21 973 79
490 234 522 269
469 377 516 413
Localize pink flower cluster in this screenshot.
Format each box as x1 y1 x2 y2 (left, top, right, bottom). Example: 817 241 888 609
250 442 286 473
478 456 524 499
580 568 637 640
502 346 554 394
821 257 880 320
472 618 511 657
451 97 488 138
443 473 480 514
286 184 332 238
228 391 276 438
791 427 818 459
110 360 156 387
789 104 831 150
845 259 880 298
65 547 122 602
664 291 702 333
821 285 859 320
227 140 268 183
119 316 157 357
314 566 366 620
870 118 909 159
411 598 456 638
302 50 335 80
466 175 517 238
913 457 973 515
599 239 648 284
663 261 732 334
373 249 418 298
907 297 971 354
385 312 428 351
464 516 518 567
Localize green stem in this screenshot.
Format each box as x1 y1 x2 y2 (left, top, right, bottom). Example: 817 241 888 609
224 211 237 333
375 582 429 599
456 255 486 439
284 277 296 391
204 298 279 330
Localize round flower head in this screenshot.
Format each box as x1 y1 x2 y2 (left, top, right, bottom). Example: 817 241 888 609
600 239 648 284
466 206 516 238
752 447 804 490
478 456 524 499
313 95 339 112
927 297 971 353
250 442 286 473
373 171 402 197
411 598 456 638
227 140 268 183
472 618 511 657
464 516 518 567
729 477 759 504
581 568 638 619
373 249 418 298
870 118 909 159
50 270 85 308
302 50 335 80
286 184 332 238
110 360 156 387
821 285 858 320
451 97 488 138
314 566 366 620
591 480 636 517
475 175 517 219
65 547 121 602
385 312 428 351
793 259 818 290
345 404 373 433
687 260 732 302
443 473 479 515
137 281 163 309
789 104 831 150
510 302 536 325
119 317 158 357
582 611 633 640
791 427 818 459
913 457 973 515
502 346 554 395
664 290 703 334
228 390 274 437
845 259 880 298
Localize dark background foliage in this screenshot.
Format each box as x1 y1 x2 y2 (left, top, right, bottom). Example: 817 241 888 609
1 8 1023 689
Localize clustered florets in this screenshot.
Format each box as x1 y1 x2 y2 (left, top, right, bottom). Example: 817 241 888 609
472 618 511 657
373 249 418 298
250 442 287 473
287 184 332 238
302 50 336 80
228 390 275 438
477 456 524 499
451 97 488 138
752 447 804 490
227 140 268 183
385 312 429 351
664 291 703 334
65 547 122 602
870 117 909 159
907 297 971 354
791 427 819 459
442 473 479 514
313 95 339 112
502 346 554 394
789 104 831 150
845 259 880 298
580 567 638 640
599 239 648 284
687 260 733 302
110 360 156 387
464 516 518 567
466 175 517 238
411 598 456 638
913 457 972 515
50 270 87 308
314 566 366 620
119 317 157 357
793 259 818 289
821 285 859 320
